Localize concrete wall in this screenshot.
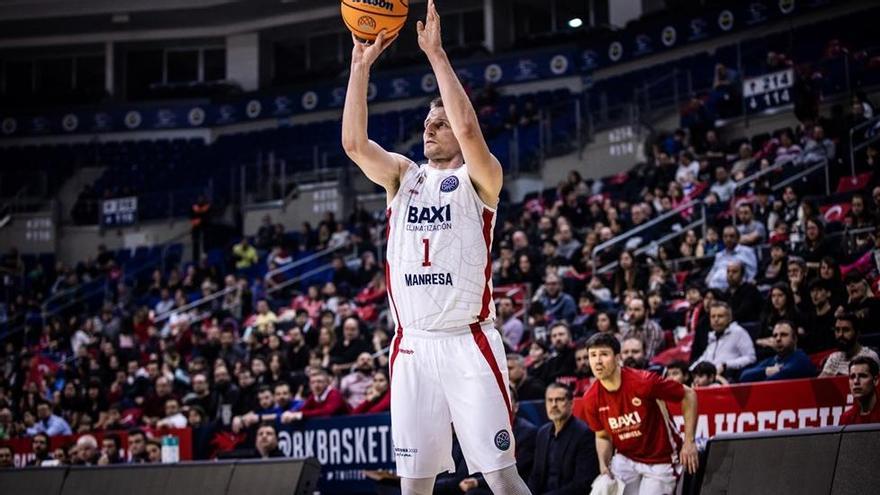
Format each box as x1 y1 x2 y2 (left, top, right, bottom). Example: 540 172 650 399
57 220 190 266
242 181 342 237
0 211 57 255
227 33 259 92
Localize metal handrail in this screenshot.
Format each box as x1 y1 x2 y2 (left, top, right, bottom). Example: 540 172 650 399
596 217 707 275
770 159 830 195
266 263 337 295
154 286 236 323
591 199 701 268
264 244 345 281
848 115 880 177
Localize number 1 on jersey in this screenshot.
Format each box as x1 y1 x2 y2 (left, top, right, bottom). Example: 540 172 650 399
422 238 432 267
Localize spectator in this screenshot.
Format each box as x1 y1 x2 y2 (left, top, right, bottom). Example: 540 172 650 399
232 237 258 270
774 131 802 164
545 322 576 384
705 226 757 290
758 241 789 286
255 215 275 251
252 299 278 334
352 369 391 414
75 435 101 465
283 369 347 421
796 124 835 165
210 365 240 426
803 278 837 352
145 439 162 463
255 423 284 458
154 288 174 316
0 445 13 469
528 383 598 494
839 356 880 425
99 434 124 465
726 261 763 326
190 195 212 262
573 344 594 396
739 321 816 382
690 287 721 365
796 218 834 270
157 398 187 429
507 353 545 401
690 302 756 377
611 250 648 300
735 203 766 246
620 297 665 360
27 432 52 466
28 400 72 437
664 361 691 385
496 296 525 349
127 428 148 463
787 257 811 313
840 271 880 325
330 317 372 375
233 385 281 432
755 283 802 353
340 352 375 410
819 314 880 377
709 166 736 203
555 223 581 260
538 273 577 324
691 362 726 388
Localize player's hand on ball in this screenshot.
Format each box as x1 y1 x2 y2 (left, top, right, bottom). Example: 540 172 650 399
681 439 699 474
416 0 442 55
351 30 396 68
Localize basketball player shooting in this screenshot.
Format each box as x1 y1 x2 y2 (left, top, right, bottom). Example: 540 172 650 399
341 1 531 494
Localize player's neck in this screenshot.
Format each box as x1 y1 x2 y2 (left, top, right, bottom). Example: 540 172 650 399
599 366 623 391
858 393 876 414
427 155 464 170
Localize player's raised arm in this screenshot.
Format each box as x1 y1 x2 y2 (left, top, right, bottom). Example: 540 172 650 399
342 31 410 196
417 0 502 206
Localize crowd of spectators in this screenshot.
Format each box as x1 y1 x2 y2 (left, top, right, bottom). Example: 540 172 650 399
1 75 880 495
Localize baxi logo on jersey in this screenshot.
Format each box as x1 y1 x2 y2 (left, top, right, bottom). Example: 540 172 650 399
494 430 511 451
406 205 451 232
439 175 459 192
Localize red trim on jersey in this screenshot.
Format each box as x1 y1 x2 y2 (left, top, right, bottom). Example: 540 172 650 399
470 322 513 427
386 208 404 382
477 208 495 321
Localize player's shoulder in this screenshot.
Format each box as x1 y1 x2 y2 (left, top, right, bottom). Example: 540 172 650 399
583 380 602 402
622 367 662 388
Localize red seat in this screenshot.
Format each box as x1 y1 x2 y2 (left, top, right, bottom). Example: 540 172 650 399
835 172 872 193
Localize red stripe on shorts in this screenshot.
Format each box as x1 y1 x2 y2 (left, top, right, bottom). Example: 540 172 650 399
470 322 513 427
477 208 495 321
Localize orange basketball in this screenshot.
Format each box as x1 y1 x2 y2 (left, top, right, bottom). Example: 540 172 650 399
341 0 408 42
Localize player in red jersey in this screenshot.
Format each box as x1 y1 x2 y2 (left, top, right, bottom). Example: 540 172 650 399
582 333 698 494
840 355 880 425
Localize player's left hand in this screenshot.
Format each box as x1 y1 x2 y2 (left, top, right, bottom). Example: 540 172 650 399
458 477 479 492
417 0 443 56
680 439 699 474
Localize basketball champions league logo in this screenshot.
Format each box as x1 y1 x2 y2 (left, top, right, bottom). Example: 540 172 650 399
439 176 459 193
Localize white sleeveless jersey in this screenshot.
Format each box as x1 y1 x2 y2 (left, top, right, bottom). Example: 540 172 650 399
385 160 497 332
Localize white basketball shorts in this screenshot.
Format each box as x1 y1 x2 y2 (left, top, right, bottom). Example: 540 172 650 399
388 322 517 479
611 454 679 495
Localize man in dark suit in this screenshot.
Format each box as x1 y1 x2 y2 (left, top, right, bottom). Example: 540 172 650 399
528 383 599 494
